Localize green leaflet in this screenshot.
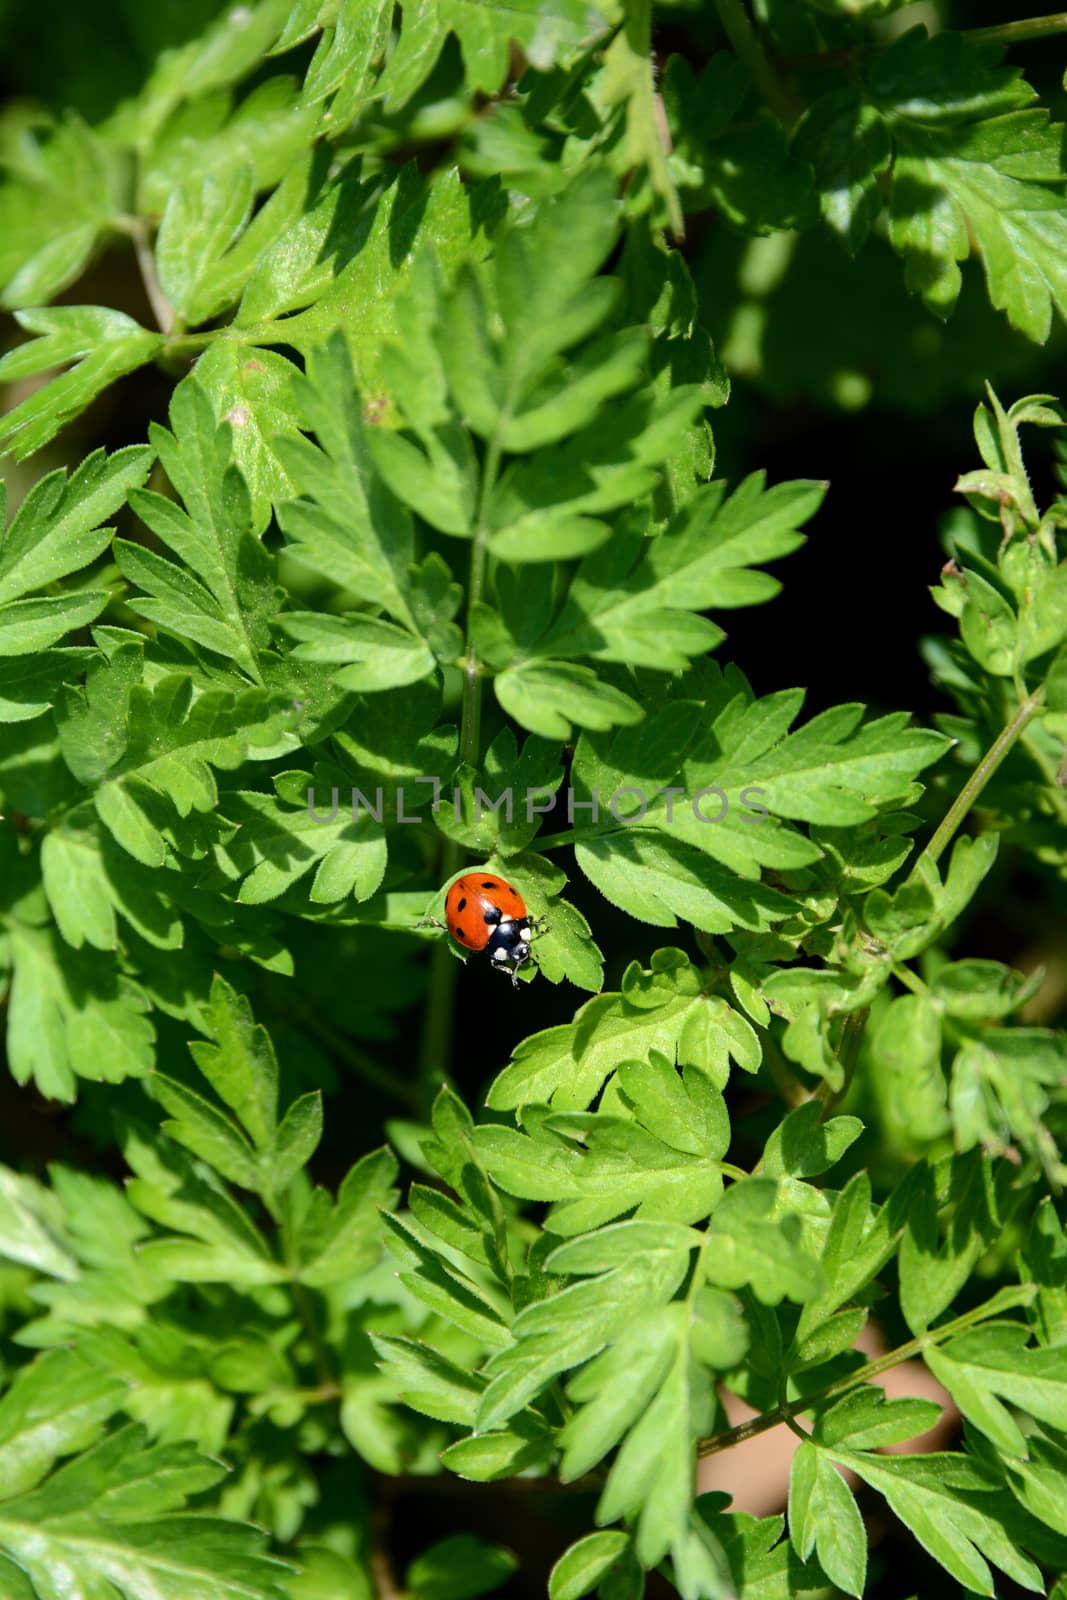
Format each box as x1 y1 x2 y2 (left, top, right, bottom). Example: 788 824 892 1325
485 950 759 1111
1 9 1067 1598
123 377 275 683
0 308 165 460
475 1053 729 1235
0 1411 292 1600
0 115 118 310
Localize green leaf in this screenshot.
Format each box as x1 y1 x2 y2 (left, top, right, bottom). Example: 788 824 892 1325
550 1532 632 1600
761 1102 862 1179
0 1349 128 1498
215 772 388 906
275 335 423 619
1021 1198 1067 1349
925 1322 1067 1457
585 1303 720 1571
0 1417 291 1599
6 924 155 1101
371 1334 484 1427
150 1074 261 1191
156 167 256 325
793 90 891 255
186 972 278 1148
406 1535 517 1600
869 35 1067 340
664 56 817 234
496 661 644 741
123 377 274 681
190 342 301 536
898 1155 998 1335
0 446 152 605
281 612 436 692
704 1180 822 1305
477 1220 696 1429
576 830 793 936
814 1388 942 1450
535 475 823 667
140 77 317 215
0 592 110 656
838 1449 1046 1594
0 115 117 309
487 952 756 1110
0 1169 77 1280
788 1441 867 1597
376 0 613 109
298 1146 399 1286
262 166 487 393
0 307 164 459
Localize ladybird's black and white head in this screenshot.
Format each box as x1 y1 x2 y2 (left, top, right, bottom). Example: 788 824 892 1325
486 918 534 986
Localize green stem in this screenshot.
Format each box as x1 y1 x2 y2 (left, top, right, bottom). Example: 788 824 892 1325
416 842 461 1116
697 1284 1035 1459
720 1161 750 1182
115 215 175 336
812 1005 869 1117
294 1004 419 1108
963 10 1067 44
616 0 684 237
922 688 1045 867
890 961 930 1000
282 1199 337 1391
1020 725 1067 822
415 434 503 1102
461 435 502 768
713 0 800 127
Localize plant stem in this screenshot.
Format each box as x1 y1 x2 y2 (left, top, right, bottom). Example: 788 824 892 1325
697 1284 1034 1458
922 688 1045 867
371 1480 407 1600
461 435 502 768
294 1004 420 1108
282 1199 337 1391
964 10 1067 44
115 215 176 337
812 1005 869 1117
416 841 461 1115
415 434 503 1102
713 0 800 127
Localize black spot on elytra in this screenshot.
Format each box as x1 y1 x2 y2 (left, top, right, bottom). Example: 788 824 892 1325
455 928 468 943
481 880 497 889
457 896 467 911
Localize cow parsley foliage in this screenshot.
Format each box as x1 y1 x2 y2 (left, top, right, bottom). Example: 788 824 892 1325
1 1 1067 1597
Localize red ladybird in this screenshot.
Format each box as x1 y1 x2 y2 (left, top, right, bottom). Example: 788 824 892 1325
434 872 547 987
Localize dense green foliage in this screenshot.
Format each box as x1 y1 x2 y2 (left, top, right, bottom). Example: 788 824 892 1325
2 0 1067 1597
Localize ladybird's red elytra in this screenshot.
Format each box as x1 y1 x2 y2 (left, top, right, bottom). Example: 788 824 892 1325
430 871 548 987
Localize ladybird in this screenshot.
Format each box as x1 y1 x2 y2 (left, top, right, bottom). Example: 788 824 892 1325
427 872 547 987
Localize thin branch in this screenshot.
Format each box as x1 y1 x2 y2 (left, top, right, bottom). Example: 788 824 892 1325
713 0 801 127
922 688 1045 867
415 435 503 1101
294 1003 420 1109
371 1481 407 1600
115 214 176 337
416 837 461 1114
697 1284 1035 1459
963 10 1067 44
461 435 501 769
811 1005 869 1118
281 1195 337 1393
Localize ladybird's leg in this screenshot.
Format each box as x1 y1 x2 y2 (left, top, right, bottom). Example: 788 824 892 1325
415 914 447 930
529 916 551 940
